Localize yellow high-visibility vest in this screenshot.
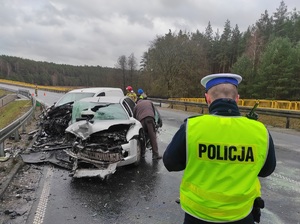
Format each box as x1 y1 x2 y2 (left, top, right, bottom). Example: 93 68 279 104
126 92 137 102
181 114 268 222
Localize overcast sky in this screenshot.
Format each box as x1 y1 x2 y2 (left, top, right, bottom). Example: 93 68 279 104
0 0 299 68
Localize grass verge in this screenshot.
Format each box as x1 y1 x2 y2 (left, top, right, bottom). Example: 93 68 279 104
0 100 32 129
0 89 13 97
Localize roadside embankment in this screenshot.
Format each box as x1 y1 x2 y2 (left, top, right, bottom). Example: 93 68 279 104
0 94 18 108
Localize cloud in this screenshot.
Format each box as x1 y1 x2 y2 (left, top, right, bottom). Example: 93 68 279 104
0 0 299 67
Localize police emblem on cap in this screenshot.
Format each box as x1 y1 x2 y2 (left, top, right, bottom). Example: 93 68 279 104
201 73 242 90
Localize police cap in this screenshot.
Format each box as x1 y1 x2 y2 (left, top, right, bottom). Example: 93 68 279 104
201 73 242 91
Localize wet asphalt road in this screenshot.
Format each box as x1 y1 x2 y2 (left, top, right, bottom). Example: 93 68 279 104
1 84 300 223
26 107 300 224
25 154 184 224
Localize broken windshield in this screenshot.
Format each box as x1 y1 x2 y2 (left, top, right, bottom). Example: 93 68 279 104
56 92 95 107
71 101 129 123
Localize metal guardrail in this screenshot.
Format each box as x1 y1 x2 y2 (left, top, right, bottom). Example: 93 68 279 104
0 89 36 157
170 97 300 111
150 98 300 129
0 92 298 157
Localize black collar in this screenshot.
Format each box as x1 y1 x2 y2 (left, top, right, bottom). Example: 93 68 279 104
209 98 241 116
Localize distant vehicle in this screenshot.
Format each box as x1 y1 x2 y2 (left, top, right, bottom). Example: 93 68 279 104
54 87 124 107
65 96 145 179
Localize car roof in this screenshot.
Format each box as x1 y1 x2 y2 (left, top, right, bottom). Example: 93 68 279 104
78 96 128 104
68 87 123 94
54 87 125 107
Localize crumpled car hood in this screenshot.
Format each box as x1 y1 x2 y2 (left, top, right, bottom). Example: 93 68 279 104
65 119 137 140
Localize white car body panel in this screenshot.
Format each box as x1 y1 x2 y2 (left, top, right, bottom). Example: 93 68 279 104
54 87 124 107
65 119 140 141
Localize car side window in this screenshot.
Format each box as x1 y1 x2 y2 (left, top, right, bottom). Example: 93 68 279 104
122 101 133 117
97 92 106 96
124 97 135 112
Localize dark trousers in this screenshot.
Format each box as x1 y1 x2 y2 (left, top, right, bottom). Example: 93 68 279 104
140 117 159 156
184 213 255 224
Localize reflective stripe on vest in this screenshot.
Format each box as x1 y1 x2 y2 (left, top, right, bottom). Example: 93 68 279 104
180 115 268 222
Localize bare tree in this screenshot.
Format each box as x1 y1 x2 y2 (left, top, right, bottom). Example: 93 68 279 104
128 53 137 86
116 55 127 90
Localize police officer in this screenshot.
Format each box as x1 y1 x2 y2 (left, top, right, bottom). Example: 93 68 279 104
163 73 276 224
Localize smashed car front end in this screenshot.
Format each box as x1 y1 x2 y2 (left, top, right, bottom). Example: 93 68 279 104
40 103 73 136
65 119 141 179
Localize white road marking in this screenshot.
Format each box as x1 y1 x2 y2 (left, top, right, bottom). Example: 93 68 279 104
266 172 300 194
33 167 53 224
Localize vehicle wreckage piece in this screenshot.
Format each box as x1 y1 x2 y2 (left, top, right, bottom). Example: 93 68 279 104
67 150 118 178
40 103 73 136
65 118 142 179
72 163 118 178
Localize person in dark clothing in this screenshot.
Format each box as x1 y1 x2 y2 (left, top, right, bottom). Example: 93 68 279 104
133 99 162 160
163 73 276 224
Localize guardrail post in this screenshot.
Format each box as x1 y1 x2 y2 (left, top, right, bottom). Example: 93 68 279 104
22 123 26 133
14 130 20 141
0 141 4 157
286 117 290 129
159 100 162 107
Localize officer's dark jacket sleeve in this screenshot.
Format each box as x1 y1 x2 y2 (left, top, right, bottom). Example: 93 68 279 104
163 122 187 171
258 131 276 177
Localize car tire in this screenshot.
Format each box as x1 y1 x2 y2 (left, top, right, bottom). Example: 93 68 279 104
139 129 146 154
133 139 142 166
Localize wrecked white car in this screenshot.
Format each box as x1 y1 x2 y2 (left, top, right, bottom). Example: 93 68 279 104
65 96 145 179
40 87 125 137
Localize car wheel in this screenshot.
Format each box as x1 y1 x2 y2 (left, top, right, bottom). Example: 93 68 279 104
139 129 146 154
133 139 141 166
